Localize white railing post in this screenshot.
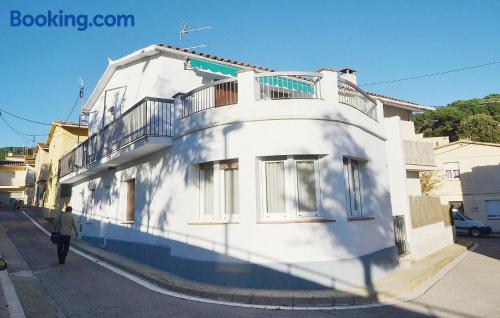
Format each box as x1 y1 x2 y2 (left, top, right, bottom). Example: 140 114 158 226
237 70 258 103
319 68 338 102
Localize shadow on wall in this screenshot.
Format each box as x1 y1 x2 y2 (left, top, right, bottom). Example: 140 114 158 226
313 114 397 299
74 103 397 293
460 164 500 228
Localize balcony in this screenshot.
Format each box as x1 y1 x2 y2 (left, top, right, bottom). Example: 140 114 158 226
181 71 378 121
337 78 378 121
59 97 174 183
403 140 437 171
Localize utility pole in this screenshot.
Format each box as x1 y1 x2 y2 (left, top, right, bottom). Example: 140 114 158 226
77 78 84 144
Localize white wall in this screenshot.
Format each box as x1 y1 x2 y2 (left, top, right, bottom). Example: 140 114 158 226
70 68 397 288
409 222 454 260
88 53 215 136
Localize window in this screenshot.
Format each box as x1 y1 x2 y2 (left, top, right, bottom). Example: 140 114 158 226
198 160 239 221
199 163 214 216
444 162 460 180
222 162 239 215
60 184 72 199
343 158 363 216
261 155 321 219
452 211 465 221
125 179 135 222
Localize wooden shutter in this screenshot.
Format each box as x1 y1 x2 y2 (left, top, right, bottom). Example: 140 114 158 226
126 179 135 222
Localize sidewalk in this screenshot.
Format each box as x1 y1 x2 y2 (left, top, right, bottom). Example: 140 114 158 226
24 207 472 308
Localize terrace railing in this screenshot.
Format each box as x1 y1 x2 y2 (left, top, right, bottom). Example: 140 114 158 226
256 72 322 100
181 78 238 118
337 78 378 121
59 97 174 178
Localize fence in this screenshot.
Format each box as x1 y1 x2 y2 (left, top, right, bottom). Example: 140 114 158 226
256 72 322 100
181 78 238 118
393 215 408 255
409 195 452 229
337 78 378 121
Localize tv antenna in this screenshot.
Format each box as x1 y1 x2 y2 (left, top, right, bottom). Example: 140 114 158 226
179 22 212 50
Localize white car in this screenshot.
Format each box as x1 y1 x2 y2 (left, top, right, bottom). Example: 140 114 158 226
452 210 492 237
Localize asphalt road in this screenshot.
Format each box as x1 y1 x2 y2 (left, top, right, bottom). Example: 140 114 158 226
1 209 499 318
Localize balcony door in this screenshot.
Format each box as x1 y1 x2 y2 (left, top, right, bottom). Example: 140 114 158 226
214 80 237 107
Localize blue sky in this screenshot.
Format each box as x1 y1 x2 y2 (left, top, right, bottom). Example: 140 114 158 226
0 0 499 147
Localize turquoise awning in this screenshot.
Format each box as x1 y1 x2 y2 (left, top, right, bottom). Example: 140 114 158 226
258 76 315 94
188 58 241 77
188 58 315 94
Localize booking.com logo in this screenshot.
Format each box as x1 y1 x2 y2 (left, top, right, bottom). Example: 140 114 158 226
10 10 135 31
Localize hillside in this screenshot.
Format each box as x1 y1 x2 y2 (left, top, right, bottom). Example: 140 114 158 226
414 94 500 142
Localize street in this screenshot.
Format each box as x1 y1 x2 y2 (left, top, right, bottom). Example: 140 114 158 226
1 209 499 318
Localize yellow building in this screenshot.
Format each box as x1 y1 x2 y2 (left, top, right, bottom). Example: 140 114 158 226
433 140 500 231
0 156 26 207
39 122 88 212
33 143 50 206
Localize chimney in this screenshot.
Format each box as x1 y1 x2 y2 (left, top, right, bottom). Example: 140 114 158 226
339 68 357 85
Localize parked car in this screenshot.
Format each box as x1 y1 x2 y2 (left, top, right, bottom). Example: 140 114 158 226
452 210 492 237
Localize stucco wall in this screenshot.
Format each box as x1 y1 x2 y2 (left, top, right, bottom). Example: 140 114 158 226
434 143 500 231
0 167 25 187
68 68 398 289
409 222 454 260
88 53 217 136
406 171 422 196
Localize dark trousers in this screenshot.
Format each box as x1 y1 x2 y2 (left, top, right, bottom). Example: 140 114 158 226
57 235 71 264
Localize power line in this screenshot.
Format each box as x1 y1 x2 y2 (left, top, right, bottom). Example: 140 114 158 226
360 60 500 87
0 113 47 144
64 94 81 123
0 107 52 126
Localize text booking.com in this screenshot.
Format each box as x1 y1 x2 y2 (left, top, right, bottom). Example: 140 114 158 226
10 10 135 31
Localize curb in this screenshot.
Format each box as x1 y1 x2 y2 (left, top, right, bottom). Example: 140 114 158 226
22 208 472 310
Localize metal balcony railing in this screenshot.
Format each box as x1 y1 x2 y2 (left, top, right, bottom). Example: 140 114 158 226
338 78 378 121
181 78 238 118
59 97 174 178
256 72 322 100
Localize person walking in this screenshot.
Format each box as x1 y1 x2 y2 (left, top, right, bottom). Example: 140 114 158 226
53 206 79 264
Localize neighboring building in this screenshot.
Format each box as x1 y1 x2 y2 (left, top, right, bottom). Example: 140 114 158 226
39 122 88 212
0 154 27 207
417 134 450 148
24 156 36 205
58 44 452 289
33 143 50 206
376 92 454 261
433 140 500 231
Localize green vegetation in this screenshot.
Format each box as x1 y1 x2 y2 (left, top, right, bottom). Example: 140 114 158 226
459 114 500 143
0 147 32 160
414 94 500 142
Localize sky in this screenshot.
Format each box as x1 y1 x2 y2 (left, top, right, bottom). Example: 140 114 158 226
0 0 499 147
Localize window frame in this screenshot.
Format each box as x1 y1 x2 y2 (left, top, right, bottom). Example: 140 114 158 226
198 160 240 222
260 155 322 220
444 162 461 180
343 157 364 217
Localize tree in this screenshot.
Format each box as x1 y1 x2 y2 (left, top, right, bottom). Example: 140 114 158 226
420 171 443 195
414 94 500 142
459 114 500 143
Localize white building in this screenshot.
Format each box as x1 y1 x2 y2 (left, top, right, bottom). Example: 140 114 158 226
59 44 451 289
